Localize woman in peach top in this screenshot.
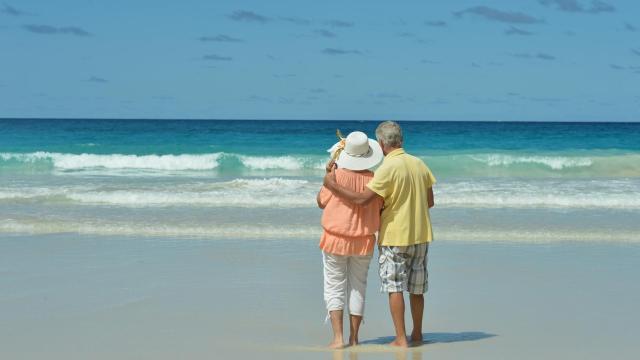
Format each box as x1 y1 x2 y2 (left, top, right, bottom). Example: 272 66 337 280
317 131 384 349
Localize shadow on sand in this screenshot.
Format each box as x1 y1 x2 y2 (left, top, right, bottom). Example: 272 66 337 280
279 331 496 356
359 331 497 346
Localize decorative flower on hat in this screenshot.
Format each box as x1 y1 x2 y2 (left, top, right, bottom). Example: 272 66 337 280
332 129 346 161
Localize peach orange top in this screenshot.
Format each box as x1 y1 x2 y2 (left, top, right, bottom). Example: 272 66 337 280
318 168 384 256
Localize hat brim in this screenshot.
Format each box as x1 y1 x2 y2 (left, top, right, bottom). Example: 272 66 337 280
327 139 383 170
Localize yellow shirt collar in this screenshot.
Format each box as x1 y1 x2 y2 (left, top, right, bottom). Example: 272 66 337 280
385 148 405 158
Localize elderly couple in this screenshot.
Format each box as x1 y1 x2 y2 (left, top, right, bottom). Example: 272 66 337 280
318 121 436 349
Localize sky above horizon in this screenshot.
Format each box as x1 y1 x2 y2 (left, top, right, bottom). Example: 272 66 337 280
1 0 639 121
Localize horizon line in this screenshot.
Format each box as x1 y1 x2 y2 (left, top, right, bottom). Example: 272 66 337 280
0 117 638 124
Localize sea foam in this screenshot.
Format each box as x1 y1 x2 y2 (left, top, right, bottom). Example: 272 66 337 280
2 218 639 243
238 155 305 170
2 178 639 209
0 152 221 171
2 151 640 177
472 154 593 170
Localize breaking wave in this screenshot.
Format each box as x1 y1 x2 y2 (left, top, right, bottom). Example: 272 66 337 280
2 151 640 177
2 178 639 210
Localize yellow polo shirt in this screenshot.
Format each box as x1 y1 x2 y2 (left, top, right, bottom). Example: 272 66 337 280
366 148 436 246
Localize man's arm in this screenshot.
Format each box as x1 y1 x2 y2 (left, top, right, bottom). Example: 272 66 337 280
323 163 381 206
427 187 434 208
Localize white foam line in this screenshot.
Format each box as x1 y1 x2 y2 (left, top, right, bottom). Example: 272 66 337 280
0 152 222 170
469 154 593 170
1 220 638 244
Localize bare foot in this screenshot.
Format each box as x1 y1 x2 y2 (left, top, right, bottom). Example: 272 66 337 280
328 340 345 349
410 332 423 345
389 337 409 348
348 336 359 346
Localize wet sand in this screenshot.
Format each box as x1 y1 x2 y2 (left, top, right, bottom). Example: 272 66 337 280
1 234 638 359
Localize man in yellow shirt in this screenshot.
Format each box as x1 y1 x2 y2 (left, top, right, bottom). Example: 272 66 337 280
323 121 436 348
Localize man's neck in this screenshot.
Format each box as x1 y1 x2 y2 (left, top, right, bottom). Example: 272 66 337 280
383 146 402 156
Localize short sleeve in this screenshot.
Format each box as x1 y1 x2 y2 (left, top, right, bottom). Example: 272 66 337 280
366 164 392 199
424 164 436 188
318 186 332 207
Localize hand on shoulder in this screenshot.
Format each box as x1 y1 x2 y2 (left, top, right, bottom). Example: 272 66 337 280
323 160 337 188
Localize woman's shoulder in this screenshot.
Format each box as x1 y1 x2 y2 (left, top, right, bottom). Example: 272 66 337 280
336 168 374 178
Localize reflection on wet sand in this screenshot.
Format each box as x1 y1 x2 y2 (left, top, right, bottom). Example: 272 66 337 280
284 331 496 357
330 347 423 360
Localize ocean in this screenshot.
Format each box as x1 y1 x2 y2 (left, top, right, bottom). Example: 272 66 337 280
1 119 639 243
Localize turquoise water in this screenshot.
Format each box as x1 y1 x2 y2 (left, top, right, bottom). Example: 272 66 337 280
1 119 639 241
2 119 640 178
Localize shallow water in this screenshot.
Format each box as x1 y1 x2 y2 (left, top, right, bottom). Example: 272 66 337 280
2 119 640 243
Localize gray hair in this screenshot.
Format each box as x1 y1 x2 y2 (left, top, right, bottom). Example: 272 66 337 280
375 121 403 147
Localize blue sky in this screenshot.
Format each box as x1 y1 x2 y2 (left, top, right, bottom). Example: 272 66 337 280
1 0 639 121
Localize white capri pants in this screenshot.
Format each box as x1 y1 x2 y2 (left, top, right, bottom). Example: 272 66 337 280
322 251 372 317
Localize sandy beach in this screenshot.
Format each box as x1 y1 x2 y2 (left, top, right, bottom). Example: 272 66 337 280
2 234 638 360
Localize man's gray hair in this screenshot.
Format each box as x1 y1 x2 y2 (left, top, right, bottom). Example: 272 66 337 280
375 121 403 147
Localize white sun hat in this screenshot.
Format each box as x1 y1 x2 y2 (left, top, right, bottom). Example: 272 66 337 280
327 131 384 170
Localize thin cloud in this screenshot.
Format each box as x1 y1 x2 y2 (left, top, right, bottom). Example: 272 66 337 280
454 6 543 24
23 24 91 36
527 97 567 103
198 34 243 42
587 1 615 13
396 32 415 38
511 52 556 60
325 19 354 28
370 92 415 103
1 3 26 16
505 26 533 35
625 23 637 32
610 64 640 71
632 49 640 56
278 97 294 104
228 10 270 23
203 54 232 61
373 92 403 99
280 17 310 25
425 20 447 27
538 0 615 13
314 29 336 38
246 95 272 103
322 48 361 55
273 73 296 78
470 97 509 104
539 0 583 12
309 88 326 93
536 53 556 60
87 76 108 83
427 98 449 105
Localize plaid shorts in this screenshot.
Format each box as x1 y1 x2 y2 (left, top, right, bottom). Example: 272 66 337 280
378 243 429 294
